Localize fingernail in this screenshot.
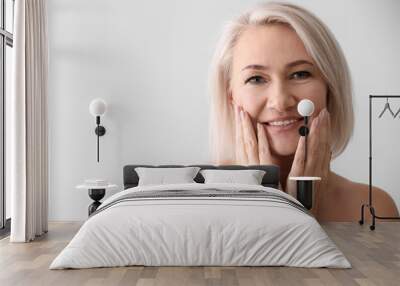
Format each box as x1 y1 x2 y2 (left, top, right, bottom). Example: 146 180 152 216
240 109 244 120
315 115 321 126
319 109 326 121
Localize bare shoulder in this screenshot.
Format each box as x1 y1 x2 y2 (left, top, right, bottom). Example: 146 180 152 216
335 173 399 217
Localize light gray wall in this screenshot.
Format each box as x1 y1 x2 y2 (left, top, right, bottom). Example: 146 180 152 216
48 0 400 221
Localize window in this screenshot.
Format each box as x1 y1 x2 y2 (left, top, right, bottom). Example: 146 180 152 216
0 0 14 234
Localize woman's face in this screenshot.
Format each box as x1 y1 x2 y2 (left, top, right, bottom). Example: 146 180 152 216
230 24 328 156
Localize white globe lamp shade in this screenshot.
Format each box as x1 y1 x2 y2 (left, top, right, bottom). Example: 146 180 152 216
297 99 314 117
89 99 107 117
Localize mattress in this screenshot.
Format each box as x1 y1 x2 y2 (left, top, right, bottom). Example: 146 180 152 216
49 183 351 269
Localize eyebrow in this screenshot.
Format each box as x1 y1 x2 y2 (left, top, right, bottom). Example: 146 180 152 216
241 60 314 71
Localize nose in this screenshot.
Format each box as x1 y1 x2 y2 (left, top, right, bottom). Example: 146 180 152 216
265 80 297 113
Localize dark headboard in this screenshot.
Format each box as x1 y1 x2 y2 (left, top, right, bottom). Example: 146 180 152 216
123 164 280 190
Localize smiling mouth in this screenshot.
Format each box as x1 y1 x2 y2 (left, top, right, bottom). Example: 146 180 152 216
262 118 303 133
264 118 303 126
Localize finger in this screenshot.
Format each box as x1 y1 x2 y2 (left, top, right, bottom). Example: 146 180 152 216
241 109 259 165
315 110 328 175
308 109 323 140
306 109 323 175
235 105 247 165
290 135 306 177
321 110 332 177
320 147 330 179
317 109 332 177
320 109 329 146
257 123 274 165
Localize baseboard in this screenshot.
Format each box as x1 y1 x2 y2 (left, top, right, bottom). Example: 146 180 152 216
48 220 85 224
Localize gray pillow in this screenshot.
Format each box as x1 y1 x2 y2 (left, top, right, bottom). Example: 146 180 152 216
135 167 201 186
200 169 266 185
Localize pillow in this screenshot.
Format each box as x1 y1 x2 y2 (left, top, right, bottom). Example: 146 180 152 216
200 169 266 185
135 167 201 186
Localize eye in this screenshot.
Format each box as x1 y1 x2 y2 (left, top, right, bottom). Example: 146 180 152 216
291 71 311 80
245 75 267 85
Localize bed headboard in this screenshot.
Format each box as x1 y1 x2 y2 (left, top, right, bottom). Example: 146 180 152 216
123 164 280 190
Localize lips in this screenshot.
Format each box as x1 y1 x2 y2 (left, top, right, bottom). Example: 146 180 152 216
266 118 302 126
265 117 302 125
263 118 303 134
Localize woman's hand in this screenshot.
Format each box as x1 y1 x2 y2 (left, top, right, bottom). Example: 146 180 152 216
233 103 278 166
286 108 332 215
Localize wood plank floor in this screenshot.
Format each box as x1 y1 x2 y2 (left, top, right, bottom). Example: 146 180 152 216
0 222 399 286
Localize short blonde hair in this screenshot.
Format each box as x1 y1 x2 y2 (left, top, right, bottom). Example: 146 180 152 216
208 1 354 164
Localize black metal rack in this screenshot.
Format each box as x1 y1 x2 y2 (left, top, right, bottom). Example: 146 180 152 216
359 95 400 230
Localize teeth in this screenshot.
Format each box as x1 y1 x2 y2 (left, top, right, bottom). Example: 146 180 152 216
269 119 299 126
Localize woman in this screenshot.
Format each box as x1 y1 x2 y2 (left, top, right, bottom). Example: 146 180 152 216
208 2 399 221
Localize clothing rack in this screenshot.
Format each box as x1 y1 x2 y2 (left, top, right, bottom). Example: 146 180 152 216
359 95 400 230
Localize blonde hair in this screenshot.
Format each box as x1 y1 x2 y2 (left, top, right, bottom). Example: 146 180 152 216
208 1 354 164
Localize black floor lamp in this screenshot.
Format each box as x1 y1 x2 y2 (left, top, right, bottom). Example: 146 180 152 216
359 95 400 230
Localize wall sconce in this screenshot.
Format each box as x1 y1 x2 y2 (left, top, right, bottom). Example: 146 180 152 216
297 99 314 162
89 98 107 162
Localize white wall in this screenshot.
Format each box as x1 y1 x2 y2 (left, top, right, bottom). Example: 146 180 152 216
47 0 400 221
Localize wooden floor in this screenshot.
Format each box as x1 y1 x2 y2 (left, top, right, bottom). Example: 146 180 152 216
0 222 399 286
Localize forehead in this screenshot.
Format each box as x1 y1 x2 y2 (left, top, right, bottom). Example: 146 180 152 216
232 24 313 69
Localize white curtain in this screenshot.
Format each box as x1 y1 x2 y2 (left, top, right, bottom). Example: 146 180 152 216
8 0 48 242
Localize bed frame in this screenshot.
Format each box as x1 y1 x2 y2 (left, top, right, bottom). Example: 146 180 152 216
123 164 280 190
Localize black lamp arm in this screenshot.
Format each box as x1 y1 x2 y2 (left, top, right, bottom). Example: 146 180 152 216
304 116 308 165
94 116 106 162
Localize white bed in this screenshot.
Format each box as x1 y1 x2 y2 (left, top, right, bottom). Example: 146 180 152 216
50 183 351 269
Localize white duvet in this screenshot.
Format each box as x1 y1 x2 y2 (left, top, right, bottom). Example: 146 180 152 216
50 183 351 269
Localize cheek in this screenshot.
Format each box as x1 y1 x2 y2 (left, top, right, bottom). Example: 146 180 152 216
297 80 328 112
232 88 266 119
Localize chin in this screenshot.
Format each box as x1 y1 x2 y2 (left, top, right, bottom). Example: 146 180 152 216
271 147 296 157
270 138 297 157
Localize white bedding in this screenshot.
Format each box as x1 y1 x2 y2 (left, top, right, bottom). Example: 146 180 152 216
50 183 351 269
